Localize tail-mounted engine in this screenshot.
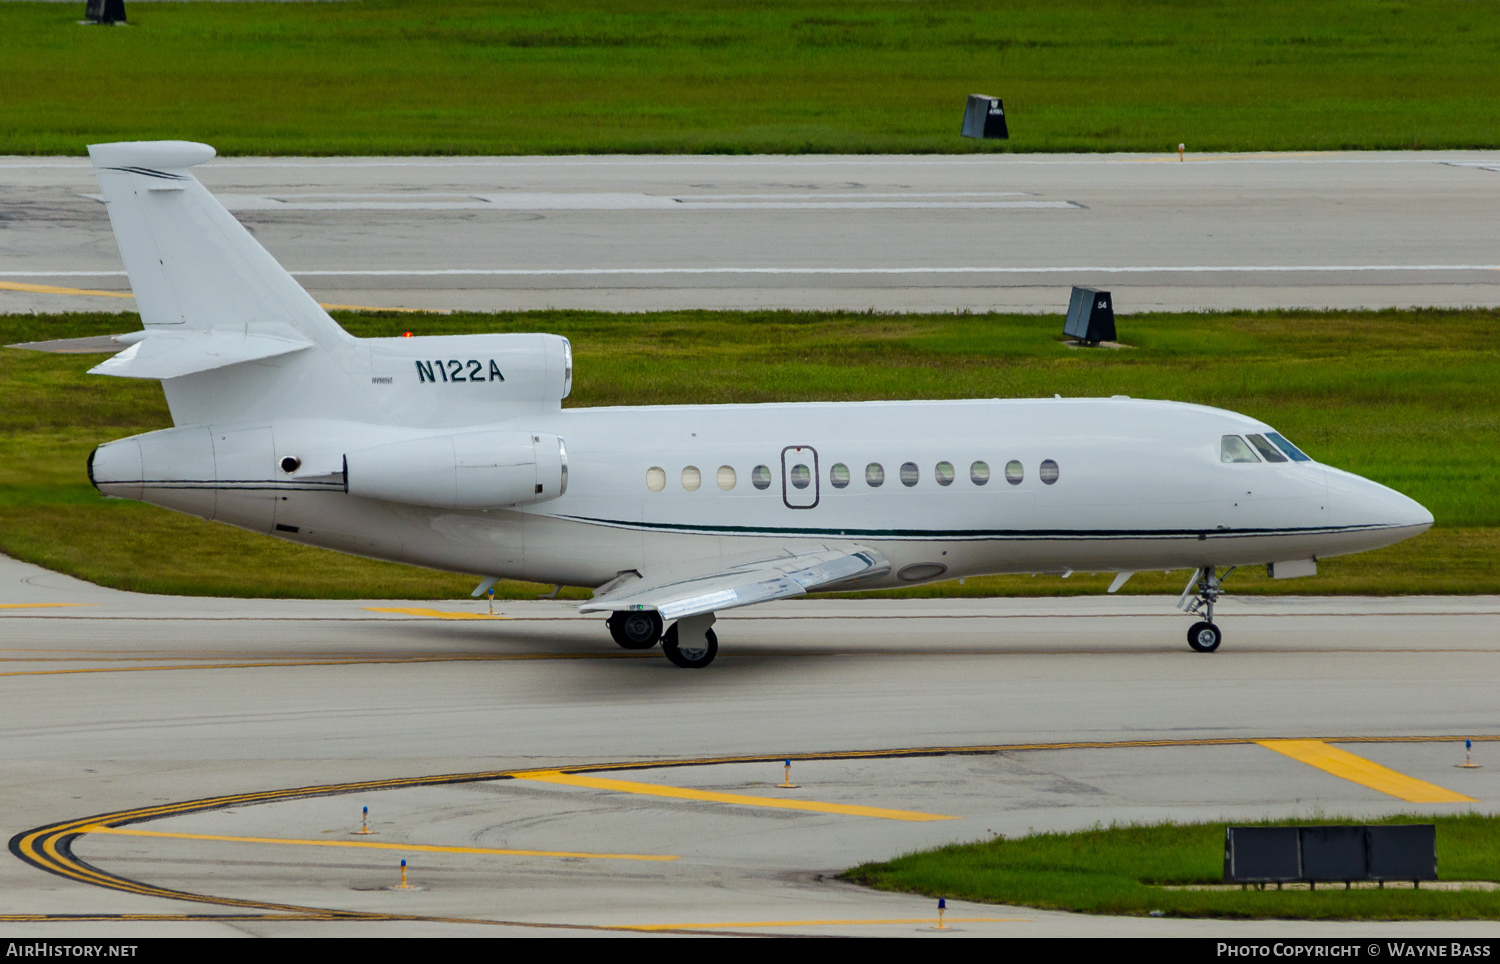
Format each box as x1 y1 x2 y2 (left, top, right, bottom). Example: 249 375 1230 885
344 430 567 509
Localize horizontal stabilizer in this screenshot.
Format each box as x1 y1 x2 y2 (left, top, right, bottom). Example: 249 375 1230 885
8 332 146 354
581 544 889 621
88 329 313 380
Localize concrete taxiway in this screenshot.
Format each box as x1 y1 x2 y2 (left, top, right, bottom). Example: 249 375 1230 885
1 553 1497 937
2 151 1499 316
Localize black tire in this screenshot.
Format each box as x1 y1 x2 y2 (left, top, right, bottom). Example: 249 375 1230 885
1187 621 1222 653
662 623 718 668
607 610 663 650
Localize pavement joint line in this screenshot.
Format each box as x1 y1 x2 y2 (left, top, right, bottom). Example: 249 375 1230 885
0 653 649 677
75 825 679 862
512 770 957 822
1256 740 1478 803
2 651 1496 677
13 736 1497 921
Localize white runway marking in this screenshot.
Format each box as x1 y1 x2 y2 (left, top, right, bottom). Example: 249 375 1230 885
6 265 1498 279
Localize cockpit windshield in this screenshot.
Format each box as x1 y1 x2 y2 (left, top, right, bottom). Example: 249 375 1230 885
1220 435 1260 463
1265 431 1313 462
1245 434 1288 462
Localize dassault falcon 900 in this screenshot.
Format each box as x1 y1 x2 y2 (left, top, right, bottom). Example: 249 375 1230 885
21 141 1434 668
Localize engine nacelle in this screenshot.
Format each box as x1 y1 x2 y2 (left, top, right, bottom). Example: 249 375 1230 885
344 430 567 509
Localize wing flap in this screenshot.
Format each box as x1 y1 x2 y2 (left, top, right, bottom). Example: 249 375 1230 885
581 544 889 621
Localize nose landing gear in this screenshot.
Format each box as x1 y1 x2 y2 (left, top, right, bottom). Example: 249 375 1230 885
1187 620 1222 653
1179 566 1235 653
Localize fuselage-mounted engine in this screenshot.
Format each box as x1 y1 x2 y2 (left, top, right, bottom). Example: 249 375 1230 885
343 430 567 509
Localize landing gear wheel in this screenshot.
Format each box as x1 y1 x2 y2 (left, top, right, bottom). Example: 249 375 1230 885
607 610 663 650
662 623 718 668
1187 621 1222 653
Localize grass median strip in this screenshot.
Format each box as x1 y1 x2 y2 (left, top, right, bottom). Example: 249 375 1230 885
845 815 1500 920
3 0 1499 154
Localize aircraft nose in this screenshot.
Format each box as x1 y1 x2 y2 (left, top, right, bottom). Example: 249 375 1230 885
1325 466 1433 531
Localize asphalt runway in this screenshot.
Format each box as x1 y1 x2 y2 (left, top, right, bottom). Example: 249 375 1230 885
2 553 1498 937
2 151 1498 316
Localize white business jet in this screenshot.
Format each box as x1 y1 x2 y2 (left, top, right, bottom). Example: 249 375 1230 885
23 142 1433 668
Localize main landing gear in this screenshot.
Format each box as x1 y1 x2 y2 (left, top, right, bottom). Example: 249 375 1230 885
607 610 663 650
1179 566 1235 653
663 616 718 669
607 610 718 668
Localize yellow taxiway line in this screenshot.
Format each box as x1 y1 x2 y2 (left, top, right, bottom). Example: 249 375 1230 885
1257 740 1477 803
0 603 92 610
0 280 430 314
0 280 133 298
513 770 956 822
364 607 508 620
78 825 678 862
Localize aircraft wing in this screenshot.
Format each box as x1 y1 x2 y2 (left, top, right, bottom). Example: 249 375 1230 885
580 543 890 621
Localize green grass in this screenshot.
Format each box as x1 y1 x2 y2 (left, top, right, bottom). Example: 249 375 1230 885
1 307 1495 598
843 815 1500 919
4 0 1500 155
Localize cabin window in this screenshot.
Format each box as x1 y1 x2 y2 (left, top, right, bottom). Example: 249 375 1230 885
900 462 919 487
830 463 851 488
751 464 772 489
646 467 666 492
717 465 737 490
935 461 955 486
790 463 811 489
682 466 702 490
970 461 990 485
1245 434 1288 463
865 463 885 487
1040 459 1060 485
1220 435 1260 463
1004 460 1024 485
1266 431 1313 462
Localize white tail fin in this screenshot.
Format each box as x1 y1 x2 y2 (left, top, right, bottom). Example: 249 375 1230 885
88 141 348 347
86 141 570 431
